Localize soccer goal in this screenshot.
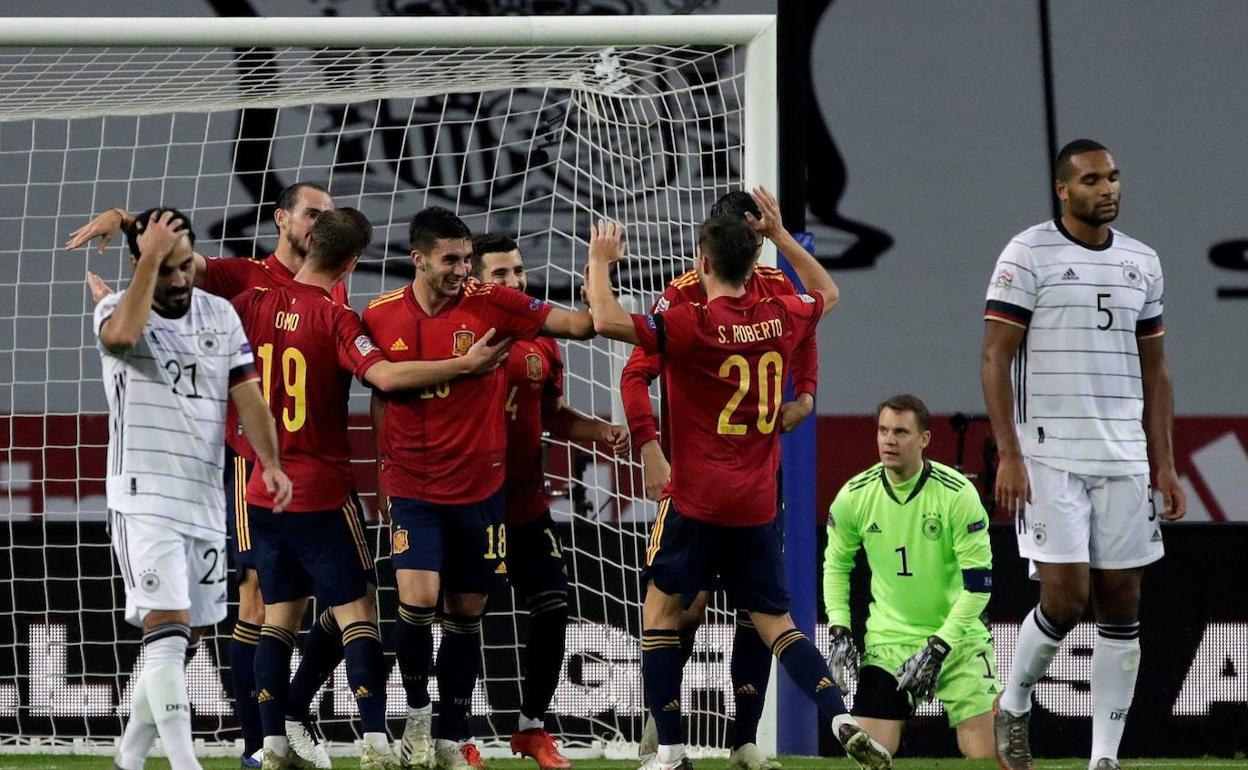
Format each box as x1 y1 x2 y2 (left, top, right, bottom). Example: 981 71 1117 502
0 14 777 757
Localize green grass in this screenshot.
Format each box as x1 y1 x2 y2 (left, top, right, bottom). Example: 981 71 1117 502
0 757 1243 769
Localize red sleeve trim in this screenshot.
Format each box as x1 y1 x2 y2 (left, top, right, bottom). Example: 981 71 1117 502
229 363 260 389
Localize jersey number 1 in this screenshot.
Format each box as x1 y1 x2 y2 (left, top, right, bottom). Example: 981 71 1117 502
717 352 783 435
256 343 307 432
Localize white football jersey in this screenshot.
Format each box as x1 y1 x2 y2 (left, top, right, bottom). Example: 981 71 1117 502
984 219 1164 477
95 289 256 537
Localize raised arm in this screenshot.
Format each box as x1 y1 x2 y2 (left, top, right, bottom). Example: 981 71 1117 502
586 220 639 343
97 212 187 353
68 207 208 283
230 380 292 512
1139 335 1185 520
746 187 837 315
980 319 1028 515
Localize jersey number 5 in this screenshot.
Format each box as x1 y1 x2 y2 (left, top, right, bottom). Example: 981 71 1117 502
717 352 783 435
256 343 307 432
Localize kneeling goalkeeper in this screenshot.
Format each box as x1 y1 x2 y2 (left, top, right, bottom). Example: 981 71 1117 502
822 394 998 758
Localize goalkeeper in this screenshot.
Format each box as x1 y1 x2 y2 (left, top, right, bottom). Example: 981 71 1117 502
823 394 997 758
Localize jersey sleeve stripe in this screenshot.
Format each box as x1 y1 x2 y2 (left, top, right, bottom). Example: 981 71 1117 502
1135 314 1164 338
228 362 260 388
984 300 1032 328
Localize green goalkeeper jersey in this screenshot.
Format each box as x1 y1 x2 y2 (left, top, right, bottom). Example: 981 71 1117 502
823 459 993 649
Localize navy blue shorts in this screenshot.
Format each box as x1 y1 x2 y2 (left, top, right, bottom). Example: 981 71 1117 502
247 492 374 607
642 499 789 615
505 511 569 602
388 487 506 595
224 449 260 580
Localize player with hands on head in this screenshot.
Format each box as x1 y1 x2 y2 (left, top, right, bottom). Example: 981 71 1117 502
96 209 290 770
619 186 821 770
362 207 595 770
982 140 1183 770
587 213 889 770
77 183 346 769
469 233 628 770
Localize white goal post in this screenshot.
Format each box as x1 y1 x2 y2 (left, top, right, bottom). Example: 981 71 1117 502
0 14 779 756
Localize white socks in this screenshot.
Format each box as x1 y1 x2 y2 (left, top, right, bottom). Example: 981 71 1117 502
518 714 544 732
142 627 201 770
656 743 686 764
1089 623 1141 768
114 665 157 770
1001 606 1070 715
364 731 393 753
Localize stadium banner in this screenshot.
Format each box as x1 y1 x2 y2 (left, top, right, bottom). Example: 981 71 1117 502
0 520 1243 757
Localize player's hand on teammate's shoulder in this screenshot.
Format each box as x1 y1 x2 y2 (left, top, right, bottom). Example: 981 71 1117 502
745 185 784 240
460 327 513 375
1155 467 1187 521
261 466 293 513
597 423 630 457
994 454 1031 517
85 271 113 304
826 624 860 692
135 210 188 263
588 219 624 264
65 207 134 253
779 394 815 433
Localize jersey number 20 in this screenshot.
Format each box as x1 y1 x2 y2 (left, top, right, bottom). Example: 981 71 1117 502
718 352 783 435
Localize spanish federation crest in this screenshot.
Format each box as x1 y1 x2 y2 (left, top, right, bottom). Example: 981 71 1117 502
392 528 409 555
525 352 544 381
452 329 476 357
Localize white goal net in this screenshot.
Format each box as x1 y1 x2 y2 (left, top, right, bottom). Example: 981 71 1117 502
0 15 777 755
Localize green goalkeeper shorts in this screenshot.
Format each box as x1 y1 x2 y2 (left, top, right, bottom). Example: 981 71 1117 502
859 635 1000 727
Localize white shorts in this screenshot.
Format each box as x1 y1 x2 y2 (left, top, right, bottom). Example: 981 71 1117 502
110 512 229 628
1016 458 1164 573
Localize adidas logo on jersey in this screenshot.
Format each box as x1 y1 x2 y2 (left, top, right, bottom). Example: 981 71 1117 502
662 699 681 712
866 522 883 534
390 337 409 352
815 676 834 693
1062 267 1079 280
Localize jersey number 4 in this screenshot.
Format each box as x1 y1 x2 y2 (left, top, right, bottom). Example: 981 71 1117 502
256 343 307 432
717 352 783 435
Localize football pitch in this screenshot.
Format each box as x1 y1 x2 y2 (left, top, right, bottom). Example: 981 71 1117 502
0 758 1243 769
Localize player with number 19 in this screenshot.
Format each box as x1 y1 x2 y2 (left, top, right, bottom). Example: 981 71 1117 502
822 394 996 759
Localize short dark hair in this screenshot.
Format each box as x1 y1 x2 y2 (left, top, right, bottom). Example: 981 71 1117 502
876 394 931 432
698 215 757 287
409 206 471 253
276 181 330 213
306 208 372 273
709 190 761 221
125 207 196 258
1055 139 1109 181
470 232 519 277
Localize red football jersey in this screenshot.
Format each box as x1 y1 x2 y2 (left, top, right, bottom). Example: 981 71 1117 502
631 291 824 525
502 337 564 525
620 266 817 449
232 282 384 512
201 253 350 461
362 279 553 504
